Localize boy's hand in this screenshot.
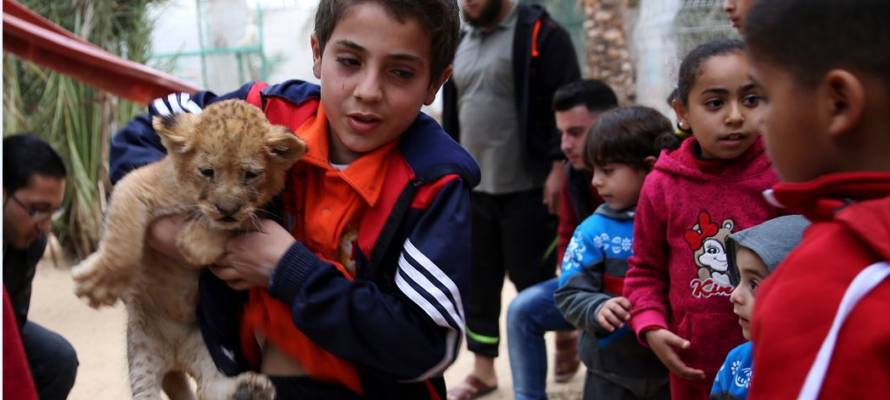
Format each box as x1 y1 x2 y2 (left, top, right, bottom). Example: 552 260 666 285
644 328 706 381
147 214 189 264
596 296 632 332
212 219 295 290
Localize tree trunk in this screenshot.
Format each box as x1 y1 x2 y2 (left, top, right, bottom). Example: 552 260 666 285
581 0 635 104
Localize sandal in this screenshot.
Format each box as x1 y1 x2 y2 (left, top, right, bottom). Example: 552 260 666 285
447 374 497 400
553 330 581 383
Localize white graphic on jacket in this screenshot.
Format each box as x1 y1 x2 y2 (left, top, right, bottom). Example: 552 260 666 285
730 360 752 388
685 211 735 298
561 226 632 281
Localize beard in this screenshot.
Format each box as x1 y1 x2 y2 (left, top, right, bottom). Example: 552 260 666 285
463 0 504 28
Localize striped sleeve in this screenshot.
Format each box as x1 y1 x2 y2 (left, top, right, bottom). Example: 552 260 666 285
268 176 472 381
109 82 256 184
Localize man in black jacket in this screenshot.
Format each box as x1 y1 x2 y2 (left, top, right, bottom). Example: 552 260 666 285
442 1 581 398
3 133 78 400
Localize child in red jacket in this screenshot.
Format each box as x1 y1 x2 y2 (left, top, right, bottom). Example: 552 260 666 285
622 38 781 399
743 1 890 399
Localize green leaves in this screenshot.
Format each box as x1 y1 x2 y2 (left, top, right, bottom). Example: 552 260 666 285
3 0 166 259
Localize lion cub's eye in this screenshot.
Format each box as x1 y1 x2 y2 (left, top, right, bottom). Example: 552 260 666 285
198 168 215 179
244 170 262 182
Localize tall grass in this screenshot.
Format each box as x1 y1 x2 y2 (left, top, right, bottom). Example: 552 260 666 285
3 0 165 259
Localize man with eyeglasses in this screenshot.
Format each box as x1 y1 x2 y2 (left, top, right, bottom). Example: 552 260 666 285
3 133 78 400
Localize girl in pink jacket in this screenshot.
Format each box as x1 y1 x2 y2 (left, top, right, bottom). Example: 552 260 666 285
622 38 781 399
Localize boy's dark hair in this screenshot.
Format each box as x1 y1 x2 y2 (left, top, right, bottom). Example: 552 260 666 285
3 133 67 194
745 0 890 88
676 38 745 106
552 79 619 113
314 0 460 82
584 106 680 171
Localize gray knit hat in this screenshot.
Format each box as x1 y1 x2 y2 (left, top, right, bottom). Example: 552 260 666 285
727 215 811 287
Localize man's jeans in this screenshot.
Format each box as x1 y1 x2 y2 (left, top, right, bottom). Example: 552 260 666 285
507 278 575 400
21 321 78 400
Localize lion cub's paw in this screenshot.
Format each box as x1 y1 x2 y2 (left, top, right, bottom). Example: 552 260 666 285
71 252 131 308
176 222 227 267
231 372 275 400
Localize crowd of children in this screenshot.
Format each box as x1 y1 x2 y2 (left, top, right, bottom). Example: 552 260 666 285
549 0 890 399
9 0 885 399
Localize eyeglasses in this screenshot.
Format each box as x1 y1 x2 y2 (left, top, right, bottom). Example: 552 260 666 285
9 195 64 223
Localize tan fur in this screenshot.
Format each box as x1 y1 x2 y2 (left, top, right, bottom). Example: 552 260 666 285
72 100 306 400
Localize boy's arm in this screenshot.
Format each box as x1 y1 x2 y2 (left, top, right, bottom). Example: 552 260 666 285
268 176 471 381
555 264 612 335
622 180 671 343
555 167 576 267
109 83 255 184
554 220 610 334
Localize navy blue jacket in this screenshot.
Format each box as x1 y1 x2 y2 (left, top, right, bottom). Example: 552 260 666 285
110 80 480 398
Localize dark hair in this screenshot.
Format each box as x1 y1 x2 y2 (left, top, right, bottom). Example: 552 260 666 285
314 0 460 81
584 106 680 170
552 79 619 113
3 133 67 194
745 0 890 88
676 38 745 106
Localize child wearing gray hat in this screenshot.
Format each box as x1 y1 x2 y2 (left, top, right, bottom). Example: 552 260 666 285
710 215 810 400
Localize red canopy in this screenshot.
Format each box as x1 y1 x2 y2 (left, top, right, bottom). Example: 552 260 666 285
2 0 199 104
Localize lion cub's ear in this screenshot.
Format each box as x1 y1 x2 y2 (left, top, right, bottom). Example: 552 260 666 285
265 125 307 168
152 114 197 154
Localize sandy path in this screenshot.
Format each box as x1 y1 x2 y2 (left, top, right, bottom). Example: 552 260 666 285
29 259 583 399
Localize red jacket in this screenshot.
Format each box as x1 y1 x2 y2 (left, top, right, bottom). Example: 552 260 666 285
556 165 599 266
623 137 780 398
750 172 890 400
3 287 37 400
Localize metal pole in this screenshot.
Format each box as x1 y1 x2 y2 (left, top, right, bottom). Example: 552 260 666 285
195 0 209 88
257 3 268 81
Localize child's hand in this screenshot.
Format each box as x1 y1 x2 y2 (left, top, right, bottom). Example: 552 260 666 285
212 219 295 290
596 296 632 332
147 214 189 264
644 328 706 381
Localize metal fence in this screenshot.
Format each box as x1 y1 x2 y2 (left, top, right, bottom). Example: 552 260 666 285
634 0 737 116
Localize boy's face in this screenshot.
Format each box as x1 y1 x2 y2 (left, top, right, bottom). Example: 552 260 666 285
311 2 448 164
723 0 756 32
591 163 648 211
729 246 769 340
748 60 835 182
556 105 600 170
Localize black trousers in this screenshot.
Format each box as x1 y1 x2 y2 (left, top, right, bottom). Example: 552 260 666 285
583 371 670 400
21 321 79 400
466 189 556 358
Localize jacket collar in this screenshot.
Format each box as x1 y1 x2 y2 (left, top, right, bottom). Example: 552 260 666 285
296 104 398 207
766 171 890 221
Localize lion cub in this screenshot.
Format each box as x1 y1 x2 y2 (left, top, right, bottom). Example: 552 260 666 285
73 99 306 400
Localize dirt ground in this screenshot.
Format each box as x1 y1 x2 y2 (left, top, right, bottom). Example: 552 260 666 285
28 250 584 399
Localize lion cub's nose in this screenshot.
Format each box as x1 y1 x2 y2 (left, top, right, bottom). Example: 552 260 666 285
214 203 242 217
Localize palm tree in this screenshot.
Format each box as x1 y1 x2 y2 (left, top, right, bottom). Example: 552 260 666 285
4 0 166 259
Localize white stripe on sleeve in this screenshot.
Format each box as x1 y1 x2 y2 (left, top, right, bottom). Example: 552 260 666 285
152 98 171 116
167 93 185 114
404 239 465 319
798 261 890 400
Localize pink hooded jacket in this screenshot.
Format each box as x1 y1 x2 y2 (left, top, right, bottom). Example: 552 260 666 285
623 137 780 398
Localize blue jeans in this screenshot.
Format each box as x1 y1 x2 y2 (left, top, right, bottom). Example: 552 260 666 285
507 278 575 400
21 321 78 400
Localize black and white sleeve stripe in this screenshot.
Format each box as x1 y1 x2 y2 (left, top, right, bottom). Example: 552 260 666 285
395 239 465 380
150 92 202 116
